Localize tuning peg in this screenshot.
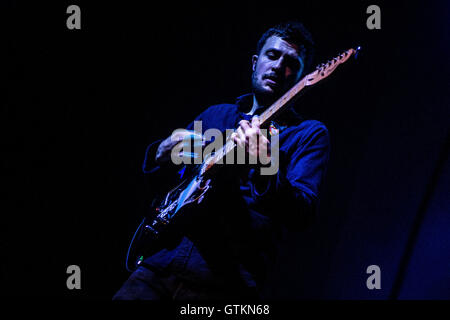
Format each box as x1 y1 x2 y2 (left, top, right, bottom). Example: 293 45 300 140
354 46 361 59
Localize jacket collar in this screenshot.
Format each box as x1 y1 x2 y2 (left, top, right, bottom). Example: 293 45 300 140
235 93 303 126
235 93 254 113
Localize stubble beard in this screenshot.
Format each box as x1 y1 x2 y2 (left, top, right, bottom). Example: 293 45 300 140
251 72 280 109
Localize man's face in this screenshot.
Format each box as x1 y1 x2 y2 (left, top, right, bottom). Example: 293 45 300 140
252 36 304 102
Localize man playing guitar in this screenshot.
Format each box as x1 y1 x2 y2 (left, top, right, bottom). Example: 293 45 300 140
113 21 331 300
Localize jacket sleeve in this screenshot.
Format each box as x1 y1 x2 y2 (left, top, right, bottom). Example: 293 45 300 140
251 121 330 228
141 108 209 186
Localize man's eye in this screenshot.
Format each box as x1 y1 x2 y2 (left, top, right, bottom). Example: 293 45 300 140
266 51 277 59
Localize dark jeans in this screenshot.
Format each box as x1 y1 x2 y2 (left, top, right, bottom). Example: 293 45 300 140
113 266 259 300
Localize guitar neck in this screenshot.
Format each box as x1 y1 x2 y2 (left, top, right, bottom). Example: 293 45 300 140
198 78 307 175
199 47 358 175
259 77 307 125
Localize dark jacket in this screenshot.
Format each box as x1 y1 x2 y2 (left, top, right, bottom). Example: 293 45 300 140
140 93 330 294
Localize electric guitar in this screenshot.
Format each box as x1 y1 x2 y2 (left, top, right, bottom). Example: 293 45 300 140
125 46 361 271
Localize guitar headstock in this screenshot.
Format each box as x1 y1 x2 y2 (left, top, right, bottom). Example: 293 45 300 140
304 47 360 86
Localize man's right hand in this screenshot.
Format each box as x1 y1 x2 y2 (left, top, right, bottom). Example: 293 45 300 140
155 129 203 164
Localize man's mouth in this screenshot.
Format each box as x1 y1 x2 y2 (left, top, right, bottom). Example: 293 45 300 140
264 75 281 87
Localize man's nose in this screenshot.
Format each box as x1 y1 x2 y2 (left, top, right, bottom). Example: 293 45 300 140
272 58 284 71
271 58 287 76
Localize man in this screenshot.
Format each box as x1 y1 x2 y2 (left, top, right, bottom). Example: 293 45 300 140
113 21 330 300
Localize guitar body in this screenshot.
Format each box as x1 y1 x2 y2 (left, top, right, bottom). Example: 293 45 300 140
126 165 212 270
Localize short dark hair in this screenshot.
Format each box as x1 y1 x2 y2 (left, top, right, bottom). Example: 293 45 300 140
256 21 315 74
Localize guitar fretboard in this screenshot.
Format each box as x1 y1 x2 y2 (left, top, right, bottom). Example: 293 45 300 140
199 47 357 175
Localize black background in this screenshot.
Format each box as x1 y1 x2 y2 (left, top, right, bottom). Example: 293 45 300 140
2 0 449 299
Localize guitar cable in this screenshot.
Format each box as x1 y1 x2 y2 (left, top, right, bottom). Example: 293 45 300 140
125 218 145 272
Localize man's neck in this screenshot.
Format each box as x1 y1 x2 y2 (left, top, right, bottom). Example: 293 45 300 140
246 95 266 116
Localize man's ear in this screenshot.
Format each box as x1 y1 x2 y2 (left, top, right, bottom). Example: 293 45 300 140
296 58 305 81
252 55 258 72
